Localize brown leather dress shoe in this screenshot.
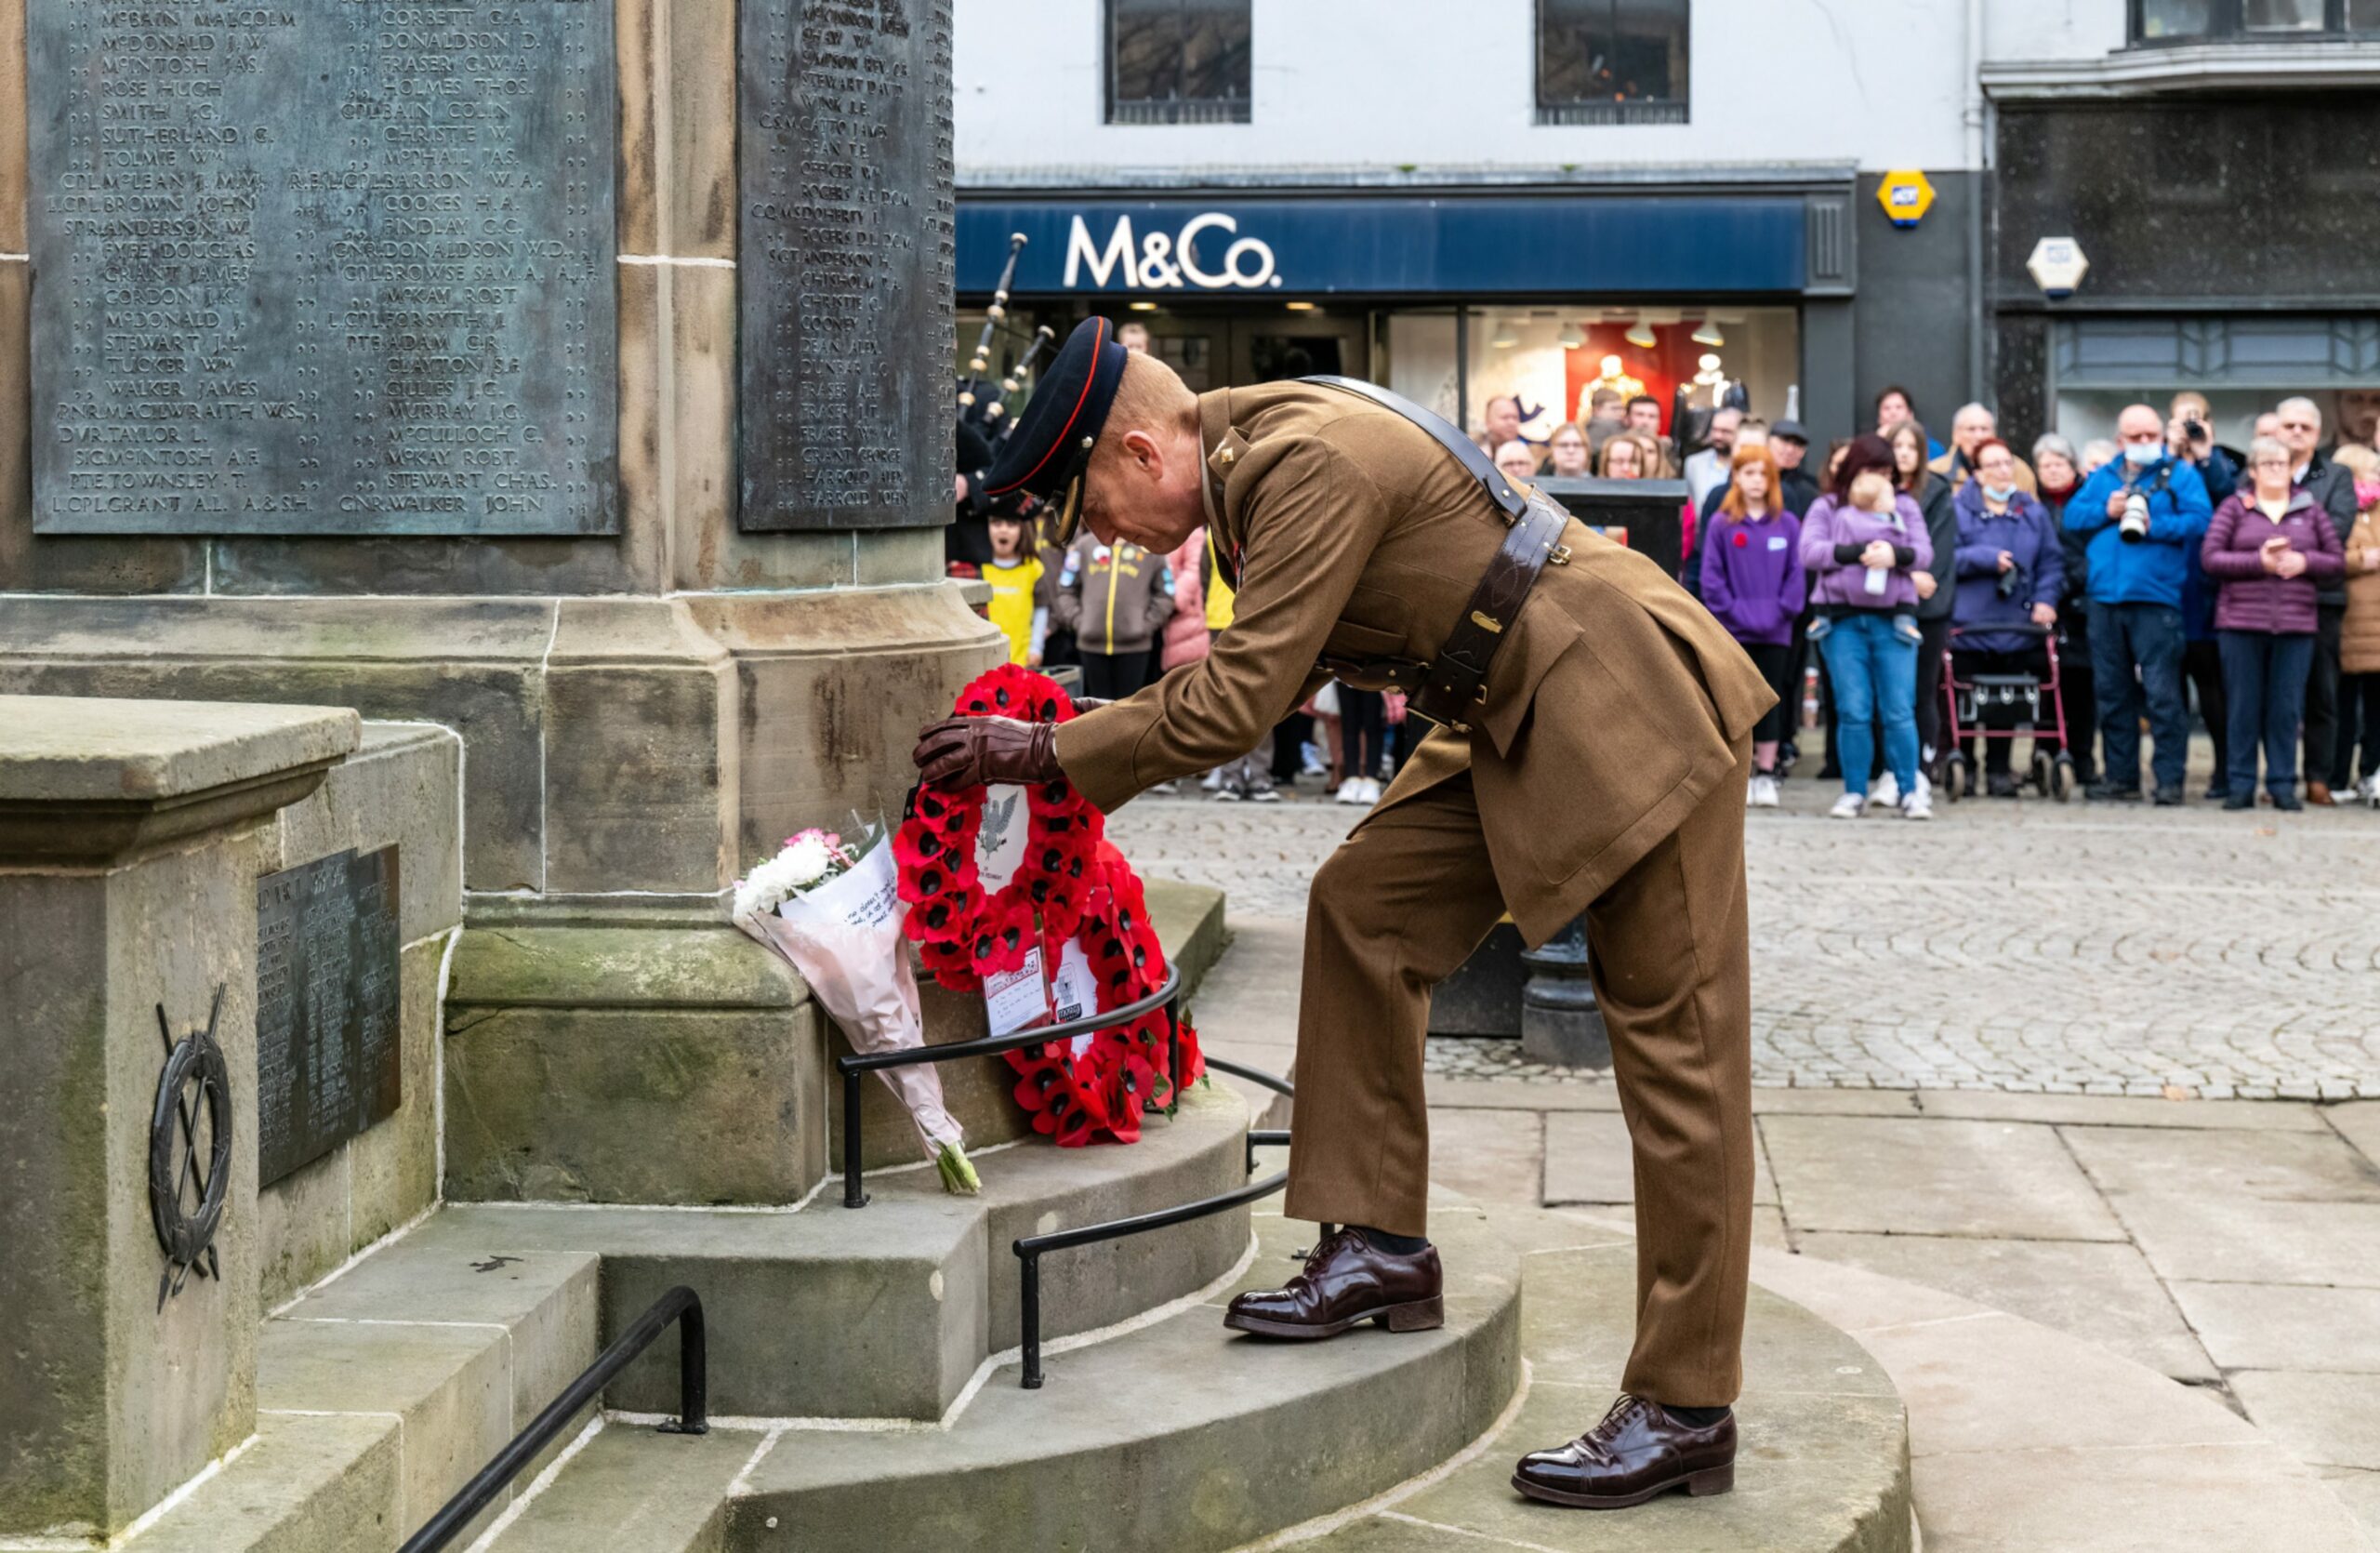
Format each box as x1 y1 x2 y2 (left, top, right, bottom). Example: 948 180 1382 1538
1222 1228 1444 1340
1512 1396 1736 1509
2308 781 2337 806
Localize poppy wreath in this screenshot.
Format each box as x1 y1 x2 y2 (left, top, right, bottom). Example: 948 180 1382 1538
895 664 1205 1147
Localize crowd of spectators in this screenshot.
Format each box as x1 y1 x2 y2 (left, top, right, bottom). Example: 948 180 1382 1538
1465 382 2380 818
963 341 2380 817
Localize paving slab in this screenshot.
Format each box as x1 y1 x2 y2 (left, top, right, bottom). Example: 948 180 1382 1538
2228 1370 2380 1471
2096 1192 2380 1287
1794 1233 2216 1382
1425 1107 1544 1206
1540 1110 1777 1207
2062 1123 2380 1203
1913 1440 2366 1552
2323 1100 2380 1164
2169 1281 2380 1374
2316 1467 2380 1537
1760 1115 2125 1241
1912 1090 2329 1132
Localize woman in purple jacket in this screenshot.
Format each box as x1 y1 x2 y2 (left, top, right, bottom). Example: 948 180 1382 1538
1702 442 1805 809
2202 435 2347 811
1950 438 2066 797
1800 435 1936 820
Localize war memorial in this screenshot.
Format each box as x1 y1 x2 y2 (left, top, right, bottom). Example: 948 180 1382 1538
0 4 1911 1548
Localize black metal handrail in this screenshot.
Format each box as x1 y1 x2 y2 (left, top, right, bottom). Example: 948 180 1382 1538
1013 1054 1296 1388
397 1286 707 1553
836 963 1183 1208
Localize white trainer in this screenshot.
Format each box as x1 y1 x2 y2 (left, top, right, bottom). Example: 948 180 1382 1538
1751 774 1781 809
1334 777 1366 805
1901 788 1934 821
1829 791 1866 819
1869 771 1900 810
1356 777 1382 804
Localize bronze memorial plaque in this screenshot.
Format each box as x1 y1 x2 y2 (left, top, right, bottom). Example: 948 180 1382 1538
254 846 403 1188
739 0 955 530
28 2 618 536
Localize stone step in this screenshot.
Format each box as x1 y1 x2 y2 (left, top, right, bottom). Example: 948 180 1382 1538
405 1080 1254 1423
443 881 1227 1207
1284 1227 1912 1553
478 1422 759 1553
103 1240 602 1551
719 1202 1525 1553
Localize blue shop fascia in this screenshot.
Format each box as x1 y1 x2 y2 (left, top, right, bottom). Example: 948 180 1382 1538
956 173 1866 444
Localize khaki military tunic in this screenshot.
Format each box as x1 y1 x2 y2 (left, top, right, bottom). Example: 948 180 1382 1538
1054 382 1778 1405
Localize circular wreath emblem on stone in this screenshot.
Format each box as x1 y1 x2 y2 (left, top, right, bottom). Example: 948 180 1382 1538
150 987 233 1310
897 666 1204 1146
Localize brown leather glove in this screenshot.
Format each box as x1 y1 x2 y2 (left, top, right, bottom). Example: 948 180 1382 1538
913 716 1063 792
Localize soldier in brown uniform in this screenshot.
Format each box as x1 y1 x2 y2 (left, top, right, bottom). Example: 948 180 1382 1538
918 319 1775 1509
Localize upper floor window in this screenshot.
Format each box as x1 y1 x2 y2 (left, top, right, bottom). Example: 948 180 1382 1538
2133 0 2380 43
1106 0 1251 125
1537 0 1689 125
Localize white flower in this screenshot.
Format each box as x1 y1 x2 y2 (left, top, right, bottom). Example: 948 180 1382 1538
778 835 834 888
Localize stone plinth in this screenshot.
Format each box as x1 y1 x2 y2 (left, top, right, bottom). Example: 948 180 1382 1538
0 695 357 1541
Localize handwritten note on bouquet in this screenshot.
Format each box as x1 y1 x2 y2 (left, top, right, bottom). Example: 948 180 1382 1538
985 947 1052 1037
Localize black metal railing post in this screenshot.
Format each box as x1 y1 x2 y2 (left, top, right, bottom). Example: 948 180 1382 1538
1010 1058 1296 1389
1164 993 1182 1119
397 1286 707 1553
836 965 1181 1206
841 1069 868 1208
1020 1249 1045 1388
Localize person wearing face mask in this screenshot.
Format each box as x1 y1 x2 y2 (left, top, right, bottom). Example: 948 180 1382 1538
2202 436 2345 810
2334 443 2380 804
1950 440 2066 797
2033 435 2099 787
2067 405 2215 804
2273 397 2361 803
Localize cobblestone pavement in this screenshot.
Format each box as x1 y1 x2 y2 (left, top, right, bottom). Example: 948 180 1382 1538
1107 765 2380 1096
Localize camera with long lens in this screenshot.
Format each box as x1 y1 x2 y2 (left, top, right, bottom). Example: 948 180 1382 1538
2119 490 2151 544
2183 418 2208 445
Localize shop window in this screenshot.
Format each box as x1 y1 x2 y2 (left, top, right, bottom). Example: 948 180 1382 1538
2131 0 2380 41
1537 0 1689 126
1106 0 1251 125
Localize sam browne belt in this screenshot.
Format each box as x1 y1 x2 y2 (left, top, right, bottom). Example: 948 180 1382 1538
1302 377 1571 733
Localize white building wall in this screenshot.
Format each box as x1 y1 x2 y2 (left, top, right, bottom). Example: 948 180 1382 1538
955 0 1987 181
1981 0 2129 63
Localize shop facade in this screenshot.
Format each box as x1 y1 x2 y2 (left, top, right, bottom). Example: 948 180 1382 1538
1986 86 2380 451
956 179 1864 447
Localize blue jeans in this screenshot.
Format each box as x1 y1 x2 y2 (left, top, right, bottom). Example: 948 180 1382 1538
2087 601 2188 796
1818 611 1920 799
2217 630 2316 800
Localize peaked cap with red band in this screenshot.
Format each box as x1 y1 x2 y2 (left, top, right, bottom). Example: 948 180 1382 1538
981 316 1130 545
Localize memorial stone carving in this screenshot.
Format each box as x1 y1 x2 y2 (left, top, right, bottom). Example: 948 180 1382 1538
27 1 619 536
739 0 954 531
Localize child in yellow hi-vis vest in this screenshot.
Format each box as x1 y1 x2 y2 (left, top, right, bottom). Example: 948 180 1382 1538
982 512 1047 668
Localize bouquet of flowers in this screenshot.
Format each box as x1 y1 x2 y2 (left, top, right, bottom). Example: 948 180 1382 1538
732 823 979 1195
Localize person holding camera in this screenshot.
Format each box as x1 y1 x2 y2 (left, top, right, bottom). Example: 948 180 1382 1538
2202 436 2345 810
1950 439 2066 797
2066 405 2215 804
2170 393 2237 801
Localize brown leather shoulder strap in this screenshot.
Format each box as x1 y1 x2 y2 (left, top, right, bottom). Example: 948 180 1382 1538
1409 496 1571 733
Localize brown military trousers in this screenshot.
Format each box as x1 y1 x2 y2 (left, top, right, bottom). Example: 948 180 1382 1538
1281 738 1756 1407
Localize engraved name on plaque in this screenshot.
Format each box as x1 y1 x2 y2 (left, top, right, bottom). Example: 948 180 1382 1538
738 0 954 531
255 846 403 1188
28 2 618 537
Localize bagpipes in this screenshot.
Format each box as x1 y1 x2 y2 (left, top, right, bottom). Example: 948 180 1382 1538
957 232 1055 449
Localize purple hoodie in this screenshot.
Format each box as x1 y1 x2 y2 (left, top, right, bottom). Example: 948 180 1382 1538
1798 491 1934 613
1699 508 1805 645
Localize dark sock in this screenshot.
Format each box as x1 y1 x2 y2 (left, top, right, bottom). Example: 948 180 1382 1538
1350 1225 1429 1254
1666 1404 1731 1427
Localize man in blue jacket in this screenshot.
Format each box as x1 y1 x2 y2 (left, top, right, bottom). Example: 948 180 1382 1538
2067 405 2215 804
